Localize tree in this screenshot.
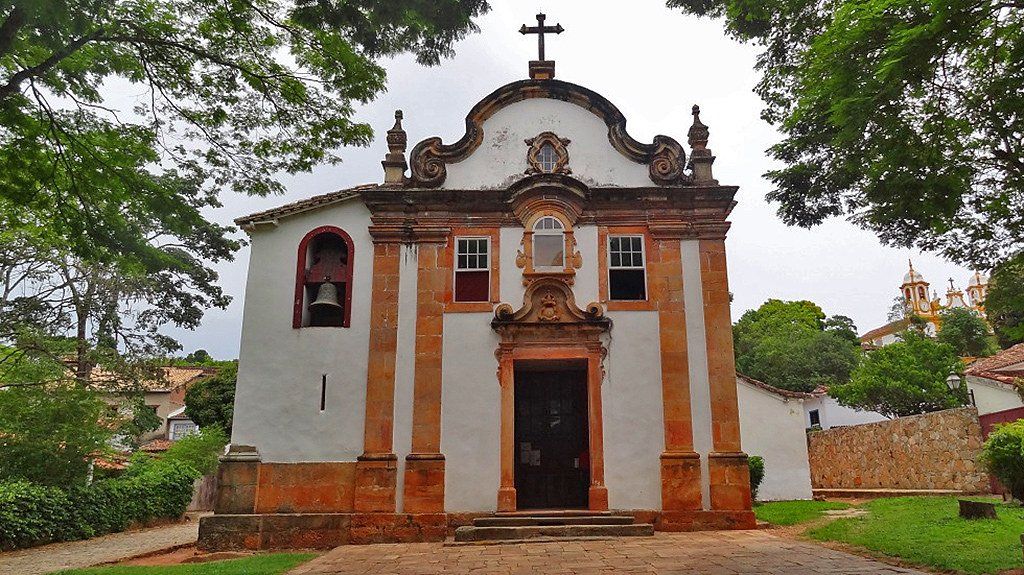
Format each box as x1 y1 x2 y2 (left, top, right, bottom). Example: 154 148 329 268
669 0 1024 269
936 307 998 357
829 330 964 418
979 420 1024 501
733 299 862 392
986 252 1024 348
0 383 112 486
183 349 212 364
1 0 489 278
184 363 236 432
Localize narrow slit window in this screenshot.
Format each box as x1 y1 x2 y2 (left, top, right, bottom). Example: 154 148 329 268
454 237 490 302
608 235 646 301
320 374 327 411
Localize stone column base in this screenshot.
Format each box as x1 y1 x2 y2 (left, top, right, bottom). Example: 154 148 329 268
655 509 756 531
660 451 702 510
402 454 445 513
497 486 516 512
214 446 260 514
353 454 398 513
588 485 609 511
709 451 753 511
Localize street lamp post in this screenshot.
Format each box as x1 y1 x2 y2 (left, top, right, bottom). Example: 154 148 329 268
946 372 976 407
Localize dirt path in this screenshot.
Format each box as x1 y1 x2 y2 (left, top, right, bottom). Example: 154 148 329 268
0 515 204 575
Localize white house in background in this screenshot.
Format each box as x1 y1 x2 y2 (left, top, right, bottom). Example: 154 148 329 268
736 374 813 501
965 343 1024 415
802 390 888 430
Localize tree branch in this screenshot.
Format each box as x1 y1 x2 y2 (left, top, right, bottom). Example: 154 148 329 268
0 6 25 58
0 28 105 102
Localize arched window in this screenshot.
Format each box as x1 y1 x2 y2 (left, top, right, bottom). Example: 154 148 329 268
532 216 565 269
904 288 912 301
294 226 354 328
537 143 558 173
917 286 926 299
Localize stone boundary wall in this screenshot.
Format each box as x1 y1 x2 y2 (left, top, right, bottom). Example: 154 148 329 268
808 407 988 492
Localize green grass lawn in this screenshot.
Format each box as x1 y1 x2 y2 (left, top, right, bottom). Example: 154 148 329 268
808 496 1024 575
49 553 317 575
753 499 852 526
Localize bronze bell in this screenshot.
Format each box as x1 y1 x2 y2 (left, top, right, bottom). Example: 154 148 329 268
310 282 343 310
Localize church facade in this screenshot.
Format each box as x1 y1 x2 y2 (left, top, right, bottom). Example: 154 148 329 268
200 48 754 549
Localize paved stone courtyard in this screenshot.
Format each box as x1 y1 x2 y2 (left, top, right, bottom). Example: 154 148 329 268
0 518 200 575
289 531 930 575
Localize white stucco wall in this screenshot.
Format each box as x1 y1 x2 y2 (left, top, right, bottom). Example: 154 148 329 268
803 395 887 430
392 245 420 510
968 376 1024 416
231 201 375 462
737 381 813 501
603 311 665 510
441 99 653 190
440 312 501 512
681 240 713 509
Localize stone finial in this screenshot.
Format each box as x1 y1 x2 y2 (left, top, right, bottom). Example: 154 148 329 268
688 105 709 150
382 109 408 184
687 105 717 185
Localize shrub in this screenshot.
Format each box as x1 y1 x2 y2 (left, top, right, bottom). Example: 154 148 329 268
749 456 766 502
980 420 1024 501
0 460 198 550
161 427 229 476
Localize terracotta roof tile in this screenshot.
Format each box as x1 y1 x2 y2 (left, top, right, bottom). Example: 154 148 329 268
140 439 172 452
234 184 378 227
967 343 1024 375
737 373 816 399
860 318 910 342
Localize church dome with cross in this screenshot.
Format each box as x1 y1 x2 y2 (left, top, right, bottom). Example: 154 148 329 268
201 13 760 551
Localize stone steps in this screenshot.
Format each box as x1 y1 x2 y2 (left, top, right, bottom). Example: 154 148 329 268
454 512 653 542
473 515 635 527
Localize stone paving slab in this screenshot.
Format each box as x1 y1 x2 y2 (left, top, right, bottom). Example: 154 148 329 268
289 530 931 575
0 518 201 575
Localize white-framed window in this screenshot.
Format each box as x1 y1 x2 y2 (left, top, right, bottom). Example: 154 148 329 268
537 143 558 173
533 216 565 269
608 235 646 300
169 421 199 441
454 237 490 302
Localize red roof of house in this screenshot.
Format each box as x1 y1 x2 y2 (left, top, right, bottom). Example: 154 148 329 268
737 373 816 399
140 439 172 452
967 343 1024 376
234 186 373 227
859 318 910 342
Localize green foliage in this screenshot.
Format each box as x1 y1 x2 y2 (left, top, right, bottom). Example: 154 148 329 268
748 456 765 502
0 0 489 275
986 252 1024 348
184 364 236 431
936 307 998 357
0 460 199 550
668 0 1024 269
0 383 112 486
183 350 211 364
733 299 862 392
829 330 964 418
980 420 1024 501
160 427 229 476
50 553 317 575
808 496 1024 575
753 500 851 526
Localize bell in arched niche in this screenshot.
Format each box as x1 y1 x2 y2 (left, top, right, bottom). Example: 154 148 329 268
304 233 349 327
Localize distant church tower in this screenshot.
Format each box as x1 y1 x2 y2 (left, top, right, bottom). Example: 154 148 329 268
966 271 989 311
901 260 934 318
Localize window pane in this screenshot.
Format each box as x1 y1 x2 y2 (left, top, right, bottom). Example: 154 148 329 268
534 235 564 268
610 252 621 267
609 269 646 300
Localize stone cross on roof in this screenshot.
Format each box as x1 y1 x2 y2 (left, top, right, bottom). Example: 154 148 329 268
520 12 563 80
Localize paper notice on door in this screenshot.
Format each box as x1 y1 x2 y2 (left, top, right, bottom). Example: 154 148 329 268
530 450 541 466
520 442 531 464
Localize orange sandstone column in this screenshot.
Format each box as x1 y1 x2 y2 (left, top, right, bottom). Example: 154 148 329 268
403 240 448 513
700 237 753 517
649 229 701 511
354 239 401 513
497 347 516 512
586 347 609 511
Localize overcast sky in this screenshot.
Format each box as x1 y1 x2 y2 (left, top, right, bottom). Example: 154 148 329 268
165 0 975 359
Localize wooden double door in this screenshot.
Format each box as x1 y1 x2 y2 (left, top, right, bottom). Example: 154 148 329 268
514 368 590 509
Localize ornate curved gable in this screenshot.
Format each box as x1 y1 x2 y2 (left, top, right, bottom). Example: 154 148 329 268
409 79 689 189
